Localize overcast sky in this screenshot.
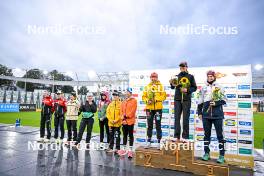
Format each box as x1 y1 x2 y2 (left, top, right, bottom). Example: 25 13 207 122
0 0 263 75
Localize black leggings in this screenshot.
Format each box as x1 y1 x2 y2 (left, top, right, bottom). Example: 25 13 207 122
66 120 77 141
109 127 121 150
77 118 94 144
99 118 110 143
122 124 134 146
40 114 52 139
54 115 65 139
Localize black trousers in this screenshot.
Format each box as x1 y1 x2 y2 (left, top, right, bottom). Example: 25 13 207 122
40 113 52 139
99 118 110 143
77 118 94 143
54 114 65 139
66 120 77 141
122 124 134 146
174 100 191 139
146 109 162 142
202 118 225 156
109 127 121 150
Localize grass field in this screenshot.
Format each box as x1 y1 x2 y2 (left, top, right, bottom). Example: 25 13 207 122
0 112 263 149
0 112 100 133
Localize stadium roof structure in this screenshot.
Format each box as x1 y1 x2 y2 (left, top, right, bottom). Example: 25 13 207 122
0 72 129 87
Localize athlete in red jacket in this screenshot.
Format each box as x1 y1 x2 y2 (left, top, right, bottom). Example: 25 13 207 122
37 90 54 143
53 90 67 143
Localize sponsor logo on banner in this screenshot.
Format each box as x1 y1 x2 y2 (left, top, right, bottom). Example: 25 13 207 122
162 108 170 114
238 120 252 128
163 101 169 105
238 85 251 90
161 125 170 129
189 118 194 124
239 129 252 135
138 115 147 119
238 102 251 108
195 134 204 141
223 101 237 109
132 94 138 97
0 103 19 112
139 101 145 105
225 94 237 99
195 127 204 131
237 110 252 119
232 73 248 77
238 139 252 145
215 72 226 79
238 95 251 99
19 104 36 112
136 138 146 143
223 86 237 92
224 111 237 117
224 119 237 127
170 125 175 129
239 148 252 155
190 109 195 114
226 138 237 143
137 122 146 128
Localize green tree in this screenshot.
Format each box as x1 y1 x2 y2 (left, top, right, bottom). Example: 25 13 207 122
0 64 13 87
16 69 44 91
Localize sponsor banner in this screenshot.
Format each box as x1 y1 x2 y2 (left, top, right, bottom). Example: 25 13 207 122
238 119 253 128
238 102 252 109
237 110 253 119
130 65 253 168
238 128 253 138
0 103 19 112
223 101 237 110
19 104 37 112
237 84 251 91
224 118 238 127
225 93 237 100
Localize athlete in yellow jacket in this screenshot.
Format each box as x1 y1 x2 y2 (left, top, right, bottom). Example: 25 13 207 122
106 90 122 153
142 72 166 149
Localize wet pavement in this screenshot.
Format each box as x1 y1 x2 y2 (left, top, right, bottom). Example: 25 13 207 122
0 124 263 176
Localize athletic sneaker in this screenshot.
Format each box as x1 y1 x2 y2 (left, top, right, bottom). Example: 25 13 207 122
217 155 225 164
127 151 133 158
117 149 127 156
202 153 210 161
37 138 44 143
106 148 114 153
144 142 151 149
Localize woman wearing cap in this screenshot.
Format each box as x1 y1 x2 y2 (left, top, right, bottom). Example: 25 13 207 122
74 93 97 148
118 87 137 158
65 92 80 145
106 90 122 153
169 61 197 142
97 92 111 148
197 70 226 164
142 72 167 149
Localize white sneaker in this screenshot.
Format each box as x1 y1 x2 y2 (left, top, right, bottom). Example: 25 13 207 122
44 138 50 143
37 137 44 143
144 142 151 149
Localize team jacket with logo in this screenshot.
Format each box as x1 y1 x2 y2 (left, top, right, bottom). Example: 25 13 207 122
41 96 54 115
54 98 67 116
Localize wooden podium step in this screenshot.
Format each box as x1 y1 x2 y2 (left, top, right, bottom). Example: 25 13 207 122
135 141 230 176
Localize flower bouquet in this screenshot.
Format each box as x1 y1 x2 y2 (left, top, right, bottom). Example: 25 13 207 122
179 77 190 102
206 86 225 113
170 75 179 86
